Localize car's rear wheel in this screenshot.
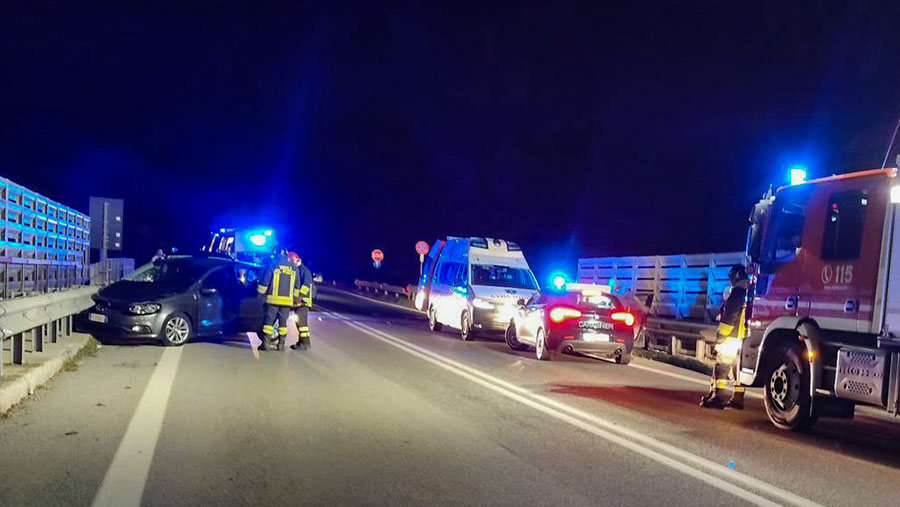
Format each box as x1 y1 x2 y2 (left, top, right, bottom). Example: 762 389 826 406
505 323 528 351
535 328 552 361
615 350 632 365
460 311 476 341
160 312 192 346
428 306 442 332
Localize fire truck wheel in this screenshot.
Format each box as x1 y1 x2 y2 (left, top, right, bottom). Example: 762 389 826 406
764 343 816 431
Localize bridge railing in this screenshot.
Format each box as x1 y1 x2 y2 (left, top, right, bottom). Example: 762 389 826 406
0 286 97 377
579 251 746 364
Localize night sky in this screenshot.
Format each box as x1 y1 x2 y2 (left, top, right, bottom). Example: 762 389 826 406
3 1 900 285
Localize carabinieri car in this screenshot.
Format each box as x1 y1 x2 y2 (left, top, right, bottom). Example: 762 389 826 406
504 284 636 364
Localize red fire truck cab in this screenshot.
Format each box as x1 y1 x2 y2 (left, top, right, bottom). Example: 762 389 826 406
742 167 900 429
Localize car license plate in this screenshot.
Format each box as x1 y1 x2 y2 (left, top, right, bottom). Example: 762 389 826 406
88 313 108 324
582 332 610 342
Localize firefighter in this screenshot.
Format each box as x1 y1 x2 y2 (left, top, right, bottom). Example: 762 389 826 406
700 265 749 410
256 250 301 351
287 252 314 350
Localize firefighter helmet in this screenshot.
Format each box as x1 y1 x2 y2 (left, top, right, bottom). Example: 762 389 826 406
728 265 747 283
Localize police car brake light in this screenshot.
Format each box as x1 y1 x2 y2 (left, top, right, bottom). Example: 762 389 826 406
610 311 635 327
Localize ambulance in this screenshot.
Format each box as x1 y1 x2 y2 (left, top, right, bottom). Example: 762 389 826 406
415 237 540 340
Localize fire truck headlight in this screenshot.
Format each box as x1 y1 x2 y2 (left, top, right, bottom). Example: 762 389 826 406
891 185 900 204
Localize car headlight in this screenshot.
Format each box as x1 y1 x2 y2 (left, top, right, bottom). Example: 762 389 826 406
472 298 494 310
128 302 162 315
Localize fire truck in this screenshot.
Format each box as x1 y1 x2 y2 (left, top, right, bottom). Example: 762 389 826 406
742 167 900 429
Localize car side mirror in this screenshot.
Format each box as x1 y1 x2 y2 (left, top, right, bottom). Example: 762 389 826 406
200 287 218 296
516 298 526 307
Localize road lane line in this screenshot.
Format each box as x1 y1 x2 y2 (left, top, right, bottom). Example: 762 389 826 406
91 346 185 507
327 311 823 507
628 362 765 400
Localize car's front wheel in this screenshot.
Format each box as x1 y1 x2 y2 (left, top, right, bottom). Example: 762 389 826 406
505 323 528 351
160 312 192 346
535 328 552 361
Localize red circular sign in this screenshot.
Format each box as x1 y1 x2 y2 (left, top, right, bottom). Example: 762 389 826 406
371 249 384 262
415 241 430 256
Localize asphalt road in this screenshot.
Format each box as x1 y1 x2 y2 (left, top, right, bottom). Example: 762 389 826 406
2 286 900 507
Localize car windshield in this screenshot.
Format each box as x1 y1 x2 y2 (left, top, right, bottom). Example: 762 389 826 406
125 258 212 289
471 264 538 290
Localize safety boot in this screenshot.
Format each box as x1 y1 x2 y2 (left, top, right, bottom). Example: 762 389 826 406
726 391 745 410
700 392 728 409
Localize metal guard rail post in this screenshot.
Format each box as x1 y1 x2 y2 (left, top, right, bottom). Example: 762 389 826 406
0 286 97 377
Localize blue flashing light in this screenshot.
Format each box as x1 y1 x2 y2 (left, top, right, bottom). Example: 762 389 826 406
551 274 567 291
263 229 273 237
789 166 807 186
249 234 267 247
219 228 227 233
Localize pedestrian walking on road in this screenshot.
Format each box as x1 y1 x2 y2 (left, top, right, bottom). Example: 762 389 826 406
700 265 749 410
287 252 314 351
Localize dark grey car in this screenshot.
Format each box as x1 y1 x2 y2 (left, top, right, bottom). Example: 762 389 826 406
78 255 263 346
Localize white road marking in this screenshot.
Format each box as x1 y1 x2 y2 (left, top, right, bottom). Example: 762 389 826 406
326 310 823 507
628 362 765 400
92 346 185 507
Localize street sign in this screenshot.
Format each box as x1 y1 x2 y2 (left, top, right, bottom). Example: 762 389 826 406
371 249 384 262
415 240 430 277
89 197 124 251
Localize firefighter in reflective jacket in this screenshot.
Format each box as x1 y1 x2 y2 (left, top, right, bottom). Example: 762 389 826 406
700 265 749 410
287 252 314 350
256 251 301 351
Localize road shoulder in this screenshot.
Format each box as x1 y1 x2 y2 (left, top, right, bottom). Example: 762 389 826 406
1 333 97 414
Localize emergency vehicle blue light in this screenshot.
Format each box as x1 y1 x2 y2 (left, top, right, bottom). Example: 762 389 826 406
789 166 807 185
219 228 226 233
249 234 267 246
552 274 567 291
263 229 273 237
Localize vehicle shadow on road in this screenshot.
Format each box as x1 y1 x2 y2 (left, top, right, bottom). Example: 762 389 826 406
546 383 900 469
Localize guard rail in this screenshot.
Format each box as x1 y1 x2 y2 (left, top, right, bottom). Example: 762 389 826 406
0 286 97 377
354 280 418 301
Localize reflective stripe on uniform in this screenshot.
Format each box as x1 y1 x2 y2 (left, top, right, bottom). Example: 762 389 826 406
262 325 274 334
717 323 735 336
299 285 310 295
302 298 312 307
715 379 730 389
265 295 293 306
293 289 300 297
277 327 288 336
